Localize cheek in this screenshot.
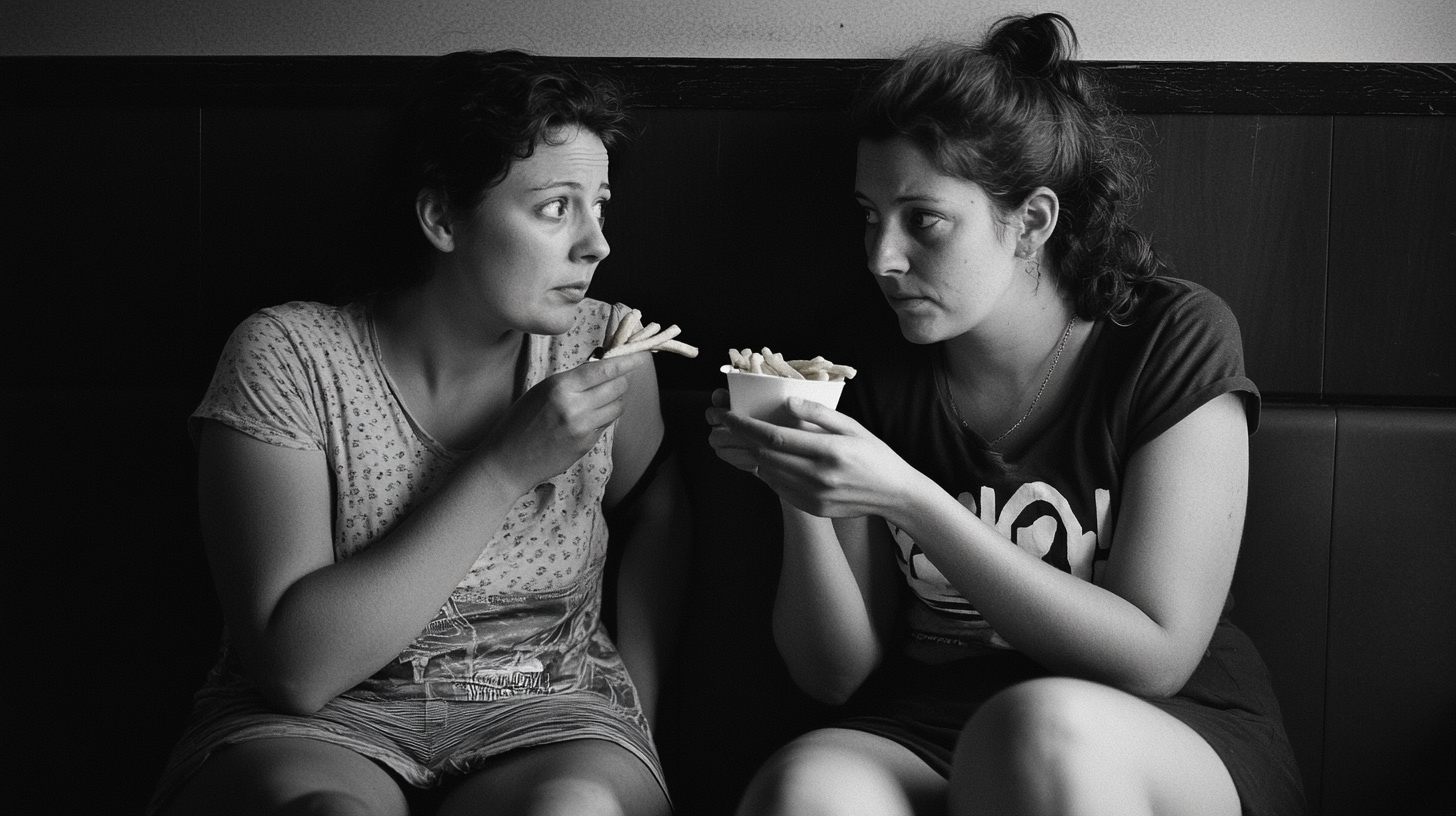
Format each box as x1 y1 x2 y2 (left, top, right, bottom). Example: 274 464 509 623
470 219 556 281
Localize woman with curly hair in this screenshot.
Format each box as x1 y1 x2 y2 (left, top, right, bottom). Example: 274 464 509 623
148 51 684 816
709 14 1303 816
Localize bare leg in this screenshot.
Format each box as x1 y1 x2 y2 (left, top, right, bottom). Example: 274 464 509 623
435 738 669 816
735 727 948 816
158 737 409 816
950 677 1240 816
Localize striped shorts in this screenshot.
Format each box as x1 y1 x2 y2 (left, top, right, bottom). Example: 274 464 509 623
145 682 666 814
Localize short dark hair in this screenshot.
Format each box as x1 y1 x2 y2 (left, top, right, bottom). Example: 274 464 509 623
852 13 1164 321
356 50 630 297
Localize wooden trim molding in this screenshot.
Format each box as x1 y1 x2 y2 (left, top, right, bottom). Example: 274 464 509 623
2 56 1453 114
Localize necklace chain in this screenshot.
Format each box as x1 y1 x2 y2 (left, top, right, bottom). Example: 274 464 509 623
951 315 1077 446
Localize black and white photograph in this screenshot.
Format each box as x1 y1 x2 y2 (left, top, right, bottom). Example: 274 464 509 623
3 2 1453 814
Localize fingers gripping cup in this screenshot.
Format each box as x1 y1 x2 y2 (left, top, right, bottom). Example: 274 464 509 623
721 347 856 425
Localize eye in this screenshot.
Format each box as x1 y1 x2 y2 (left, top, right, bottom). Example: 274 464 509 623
861 207 881 226
593 199 609 228
539 199 568 219
909 211 944 230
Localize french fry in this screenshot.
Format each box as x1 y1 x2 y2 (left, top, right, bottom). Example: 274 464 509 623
610 309 642 348
726 347 855 381
604 323 682 357
597 309 699 360
655 339 698 357
627 322 660 343
762 349 804 379
725 346 855 381
788 356 833 377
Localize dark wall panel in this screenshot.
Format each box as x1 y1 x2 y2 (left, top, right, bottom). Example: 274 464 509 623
652 390 830 815
1131 114 1332 399
2 106 199 390
596 107 885 390
196 106 393 391
1327 116 1456 401
3 387 220 816
1324 407 1456 815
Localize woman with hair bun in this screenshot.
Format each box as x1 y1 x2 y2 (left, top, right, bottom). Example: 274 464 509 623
709 13 1303 816
148 51 684 816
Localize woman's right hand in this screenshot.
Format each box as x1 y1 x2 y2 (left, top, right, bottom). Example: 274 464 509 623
707 390 925 521
473 352 650 493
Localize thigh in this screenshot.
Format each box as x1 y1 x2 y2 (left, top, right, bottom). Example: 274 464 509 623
952 677 1239 816
736 727 949 816
436 738 669 816
157 737 409 816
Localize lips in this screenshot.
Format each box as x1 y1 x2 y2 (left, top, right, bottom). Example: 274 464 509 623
883 289 929 305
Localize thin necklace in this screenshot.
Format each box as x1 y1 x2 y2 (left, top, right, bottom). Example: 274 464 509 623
950 315 1077 446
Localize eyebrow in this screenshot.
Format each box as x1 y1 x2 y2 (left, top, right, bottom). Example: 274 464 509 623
853 191 943 205
530 180 611 192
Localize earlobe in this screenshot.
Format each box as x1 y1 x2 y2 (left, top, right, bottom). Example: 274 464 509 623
416 190 455 252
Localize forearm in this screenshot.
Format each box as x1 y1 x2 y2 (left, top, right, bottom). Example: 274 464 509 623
613 461 692 727
773 504 887 704
238 458 526 713
889 489 1203 696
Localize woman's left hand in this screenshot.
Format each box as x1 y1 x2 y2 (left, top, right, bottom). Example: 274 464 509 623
707 393 921 519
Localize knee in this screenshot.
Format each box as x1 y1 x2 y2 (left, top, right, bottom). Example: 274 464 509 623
736 734 913 816
736 743 847 816
276 790 376 816
953 678 1110 795
525 778 630 816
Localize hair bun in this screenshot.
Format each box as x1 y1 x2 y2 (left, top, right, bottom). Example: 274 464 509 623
983 13 1079 82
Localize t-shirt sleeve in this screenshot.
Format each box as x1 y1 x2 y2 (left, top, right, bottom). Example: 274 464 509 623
1126 285 1260 451
188 310 326 451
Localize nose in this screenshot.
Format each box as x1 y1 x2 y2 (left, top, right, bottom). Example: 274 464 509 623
866 223 907 278
572 214 610 264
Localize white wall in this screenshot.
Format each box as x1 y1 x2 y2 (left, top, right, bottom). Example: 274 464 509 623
2 0 1453 62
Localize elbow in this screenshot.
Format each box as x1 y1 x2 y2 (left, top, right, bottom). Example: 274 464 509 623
810 681 860 708
1123 674 1185 700
790 667 863 707
250 668 337 716
781 648 881 707
233 629 344 715
260 681 332 717
1117 653 1200 699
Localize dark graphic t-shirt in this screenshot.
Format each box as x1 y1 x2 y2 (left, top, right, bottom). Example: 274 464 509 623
843 277 1259 653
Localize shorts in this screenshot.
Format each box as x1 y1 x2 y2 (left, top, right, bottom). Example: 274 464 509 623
145 678 667 815
834 620 1305 816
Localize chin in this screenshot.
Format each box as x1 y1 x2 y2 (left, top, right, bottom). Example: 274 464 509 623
535 316 579 337
895 315 946 346
517 304 580 337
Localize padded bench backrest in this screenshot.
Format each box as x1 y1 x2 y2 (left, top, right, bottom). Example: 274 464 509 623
1205 404 1454 815
1234 405 1336 811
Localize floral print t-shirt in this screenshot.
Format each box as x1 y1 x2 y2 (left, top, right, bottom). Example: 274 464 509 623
190 298 646 721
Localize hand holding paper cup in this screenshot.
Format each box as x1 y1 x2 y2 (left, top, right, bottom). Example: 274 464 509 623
722 347 855 424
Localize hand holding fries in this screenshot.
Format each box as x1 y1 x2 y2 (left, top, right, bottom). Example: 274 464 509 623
592 308 699 360
725 347 856 382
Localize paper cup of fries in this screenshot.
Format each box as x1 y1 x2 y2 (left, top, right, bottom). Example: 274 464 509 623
724 368 846 423
721 347 854 424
